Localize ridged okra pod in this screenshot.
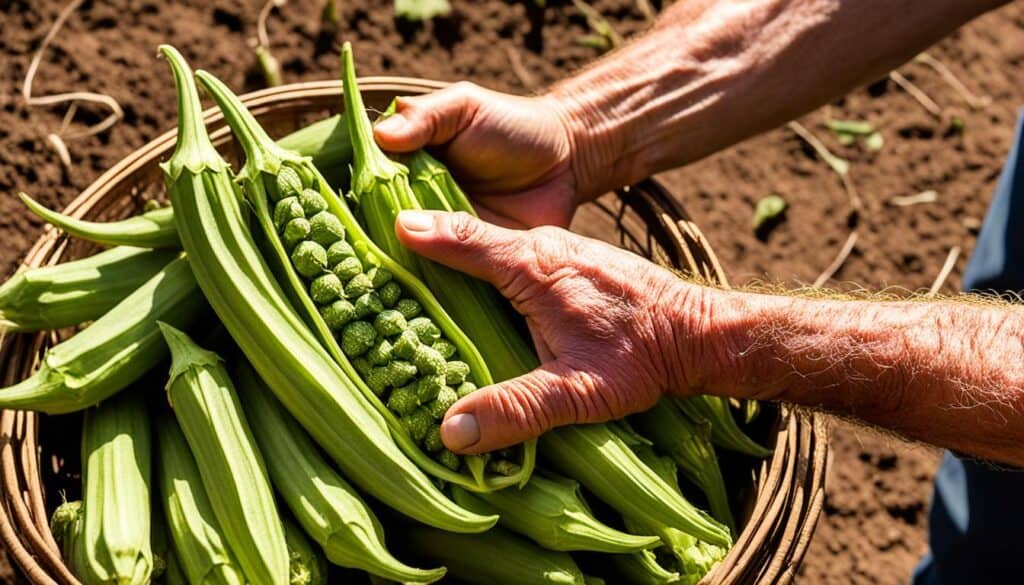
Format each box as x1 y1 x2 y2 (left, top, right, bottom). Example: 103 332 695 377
0 246 177 332
158 45 493 532
400 524 586 585
236 363 446 584
451 474 660 553
633 400 735 533
194 64 533 491
20 193 181 249
624 443 726 585
540 423 732 548
159 323 288 585
0 255 203 413
282 515 328 585
675 396 771 458
611 551 681 585
51 500 87 580
404 149 539 382
155 412 247 585
79 388 153 585
164 551 188 585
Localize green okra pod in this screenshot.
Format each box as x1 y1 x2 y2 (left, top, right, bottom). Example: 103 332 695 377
0 246 177 332
540 424 732 548
159 45 493 533
195 63 534 492
633 400 735 533
675 396 771 458
282 515 328 585
451 474 661 553
0 255 203 414
400 524 587 585
80 388 154 585
159 323 288 585
237 362 446 584
164 551 188 585
21 193 181 249
611 551 681 585
155 412 247 585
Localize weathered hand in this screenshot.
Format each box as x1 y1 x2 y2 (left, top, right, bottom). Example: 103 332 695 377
395 210 706 454
374 82 579 228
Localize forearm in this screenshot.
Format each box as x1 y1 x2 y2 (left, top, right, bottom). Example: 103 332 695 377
550 0 1007 199
682 287 1024 466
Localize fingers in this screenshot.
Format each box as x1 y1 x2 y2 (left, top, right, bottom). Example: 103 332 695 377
441 362 614 454
373 82 481 152
395 210 524 289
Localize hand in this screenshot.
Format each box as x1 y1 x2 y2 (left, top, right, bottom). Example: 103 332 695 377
374 82 579 228
395 210 710 454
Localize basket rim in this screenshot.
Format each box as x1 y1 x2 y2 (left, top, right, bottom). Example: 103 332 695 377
0 78 830 585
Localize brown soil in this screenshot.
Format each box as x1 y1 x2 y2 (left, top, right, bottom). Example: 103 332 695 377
1 1 1022 583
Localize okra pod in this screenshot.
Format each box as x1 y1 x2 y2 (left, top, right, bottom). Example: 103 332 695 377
0 246 177 332
159 323 288 585
51 500 86 580
451 474 661 553
633 400 735 533
21 193 181 249
611 552 681 585
675 396 771 458
159 45 493 532
0 255 203 414
275 114 351 188
400 524 586 585
195 63 533 491
540 424 732 548
80 388 153 585
237 362 446 584
164 551 187 585
155 412 247 585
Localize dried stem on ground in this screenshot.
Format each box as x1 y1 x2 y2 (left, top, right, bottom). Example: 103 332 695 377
889 71 943 119
813 230 859 289
914 52 991 111
928 246 961 296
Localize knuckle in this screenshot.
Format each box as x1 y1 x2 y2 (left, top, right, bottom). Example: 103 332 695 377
448 211 482 244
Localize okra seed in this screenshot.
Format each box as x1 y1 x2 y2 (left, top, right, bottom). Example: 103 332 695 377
445 361 471 385
322 299 357 330
378 281 402 307
367 339 394 366
298 188 328 215
292 240 328 278
413 344 446 375
437 449 461 471
403 407 433 442
456 381 477 399
393 329 421 360
395 298 422 320
345 273 374 298
354 292 384 319
374 309 407 337
387 384 419 416
366 267 393 288
333 256 363 281
274 196 305 230
366 366 391 395
490 460 521 476
416 374 446 402
408 317 441 344
310 273 344 304
424 425 444 452
282 218 312 250
387 360 418 388
326 240 357 265
340 321 376 357
429 386 458 419
309 211 346 246
351 356 372 377
275 166 304 199
432 339 457 359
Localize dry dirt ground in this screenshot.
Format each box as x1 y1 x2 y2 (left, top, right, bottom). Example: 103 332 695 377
1 1 1022 583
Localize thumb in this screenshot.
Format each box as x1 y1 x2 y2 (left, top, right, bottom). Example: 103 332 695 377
395 210 524 289
441 362 606 454
373 82 480 152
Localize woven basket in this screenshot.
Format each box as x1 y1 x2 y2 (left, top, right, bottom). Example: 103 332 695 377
0 79 830 585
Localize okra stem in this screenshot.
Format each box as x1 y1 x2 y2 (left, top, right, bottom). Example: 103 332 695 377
20 192 181 249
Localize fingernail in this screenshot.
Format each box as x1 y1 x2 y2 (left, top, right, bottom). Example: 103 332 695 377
397 210 435 232
442 413 480 451
374 113 406 136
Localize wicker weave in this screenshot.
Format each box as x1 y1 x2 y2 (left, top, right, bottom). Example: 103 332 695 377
0 79 829 585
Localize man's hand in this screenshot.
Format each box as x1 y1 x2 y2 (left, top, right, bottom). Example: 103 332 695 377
375 83 579 228
395 210 706 454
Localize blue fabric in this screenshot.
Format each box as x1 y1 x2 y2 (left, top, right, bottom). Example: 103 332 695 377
911 109 1024 585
